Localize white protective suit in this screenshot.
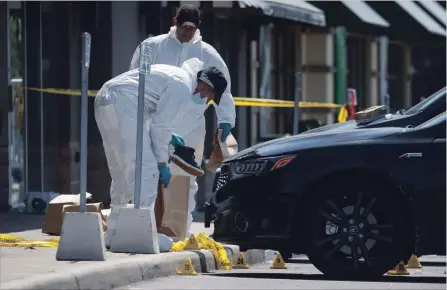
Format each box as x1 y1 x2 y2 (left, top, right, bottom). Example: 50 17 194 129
95 58 204 249
130 26 236 234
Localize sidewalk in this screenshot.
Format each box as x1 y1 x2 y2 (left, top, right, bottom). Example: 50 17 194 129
0 212 266 290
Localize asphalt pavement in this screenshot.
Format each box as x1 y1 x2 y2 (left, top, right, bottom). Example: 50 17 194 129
117 255 446 290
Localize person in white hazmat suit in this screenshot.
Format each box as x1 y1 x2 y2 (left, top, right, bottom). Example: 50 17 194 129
129 4 236 237
94 57 228 251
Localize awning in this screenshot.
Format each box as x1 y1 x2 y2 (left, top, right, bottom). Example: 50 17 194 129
339 0 389 27
417 0 447 26
394 0 446 36
238 0 326 27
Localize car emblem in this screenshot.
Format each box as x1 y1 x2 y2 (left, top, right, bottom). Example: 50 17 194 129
349 226 359 235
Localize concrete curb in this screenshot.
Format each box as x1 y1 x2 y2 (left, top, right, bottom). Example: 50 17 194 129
0 246 266 290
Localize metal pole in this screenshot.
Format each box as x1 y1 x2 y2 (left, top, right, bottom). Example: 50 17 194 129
134 42 152 209
379 36 389 113
293 72 301 135
24 3 29 207
39 3 44 195
79 32 91 213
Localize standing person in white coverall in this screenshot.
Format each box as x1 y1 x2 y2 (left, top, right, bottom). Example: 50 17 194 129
95 57 228 250
129 4 236 237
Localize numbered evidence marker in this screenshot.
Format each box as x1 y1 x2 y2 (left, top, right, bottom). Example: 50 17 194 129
184 234 200 250
233 252 250 269
177 257 198 276
270 252 287 269
406 254 423 269
387 261 410 275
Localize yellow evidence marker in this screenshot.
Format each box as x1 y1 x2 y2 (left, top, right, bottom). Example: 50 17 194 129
233 252 250 269
176 257 198 276
406 254 423 269
270 252 287 269
387 261 410 276
184 234 200 250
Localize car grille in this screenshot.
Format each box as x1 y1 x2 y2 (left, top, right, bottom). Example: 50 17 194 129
213 164 230 192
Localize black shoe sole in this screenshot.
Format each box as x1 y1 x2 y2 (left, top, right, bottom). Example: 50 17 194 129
171 154 205 177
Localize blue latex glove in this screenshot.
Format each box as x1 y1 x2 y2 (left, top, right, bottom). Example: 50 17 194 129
170 133 185 148
158 164 172 188
218 123 232 142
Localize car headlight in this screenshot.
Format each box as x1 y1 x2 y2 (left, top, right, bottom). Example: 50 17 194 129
231 155 296 177
232 160 268 176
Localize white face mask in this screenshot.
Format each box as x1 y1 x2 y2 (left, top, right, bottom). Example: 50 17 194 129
192 93 207 105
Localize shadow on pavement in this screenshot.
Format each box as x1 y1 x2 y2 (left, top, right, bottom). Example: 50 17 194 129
422 261 446 267
206 272 447 284
285 258 313 265
282 257 445 268
0 212 44 233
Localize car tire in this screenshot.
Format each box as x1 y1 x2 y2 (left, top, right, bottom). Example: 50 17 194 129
303 178 411 279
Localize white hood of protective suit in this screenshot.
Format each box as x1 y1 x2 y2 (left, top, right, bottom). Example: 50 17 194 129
180 58 204 90
168 26 203 44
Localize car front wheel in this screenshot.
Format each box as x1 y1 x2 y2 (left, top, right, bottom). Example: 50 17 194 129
303 178 411 279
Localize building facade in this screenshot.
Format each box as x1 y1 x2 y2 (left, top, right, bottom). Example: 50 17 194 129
0 1 445 211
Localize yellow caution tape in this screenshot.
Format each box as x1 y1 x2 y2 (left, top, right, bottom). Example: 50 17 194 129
0 234 59 248
338 106 348 123
0 232 234 269
25 87 99 97
0 241 59 248
22 86 348 122
171 232 232 270
22 87 344 109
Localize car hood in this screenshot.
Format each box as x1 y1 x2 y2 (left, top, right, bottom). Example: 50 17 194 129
302 113 406 134
226 126 403 161
300 120 359 134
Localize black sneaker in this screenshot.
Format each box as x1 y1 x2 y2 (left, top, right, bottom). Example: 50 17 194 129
171 145 205 177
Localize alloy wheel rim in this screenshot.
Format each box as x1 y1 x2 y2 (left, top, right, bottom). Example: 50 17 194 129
315 192 395 270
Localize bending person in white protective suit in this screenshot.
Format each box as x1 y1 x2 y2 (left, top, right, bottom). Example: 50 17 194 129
94 58 228 250
129 4 236 236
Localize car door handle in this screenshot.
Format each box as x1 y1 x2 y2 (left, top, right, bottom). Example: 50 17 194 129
399 153 423 159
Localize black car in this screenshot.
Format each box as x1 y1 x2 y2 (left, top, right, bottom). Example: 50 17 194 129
302 86 446 134
205 112 446 278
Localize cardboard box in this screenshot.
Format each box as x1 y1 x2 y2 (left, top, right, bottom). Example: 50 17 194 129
62 202 107 232
41 193 92 235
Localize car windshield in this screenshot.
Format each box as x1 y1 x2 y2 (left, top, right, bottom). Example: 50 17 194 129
404 87 446 115
416 112 446 129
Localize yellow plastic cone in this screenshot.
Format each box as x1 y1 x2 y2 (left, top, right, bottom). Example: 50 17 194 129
184 234 200 250
406 254 423 269
176 258 198 276
270 252 287 269
387 261 409 275
233 252 250 269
